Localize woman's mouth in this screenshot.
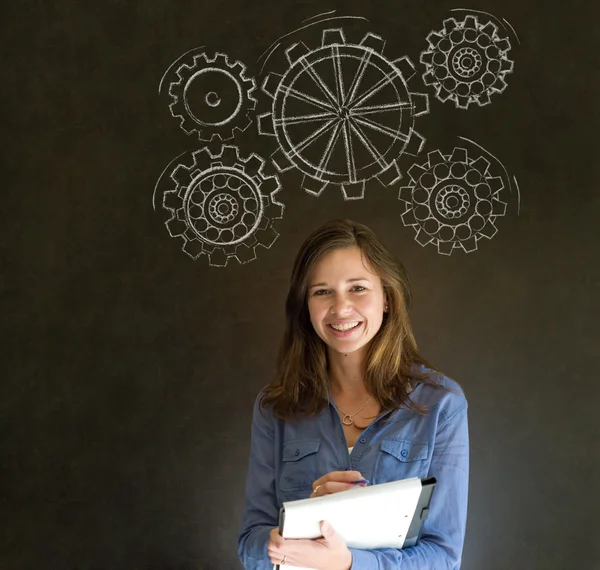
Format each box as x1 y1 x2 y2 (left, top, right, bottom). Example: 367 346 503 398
327 321 363 336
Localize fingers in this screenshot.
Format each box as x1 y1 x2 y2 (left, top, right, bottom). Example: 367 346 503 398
311 471 365 497
269 527 284 548
311 479 366 497
312 470 363 488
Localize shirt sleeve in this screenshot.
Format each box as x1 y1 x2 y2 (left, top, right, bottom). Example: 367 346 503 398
237 393 280 570
349 401 469 570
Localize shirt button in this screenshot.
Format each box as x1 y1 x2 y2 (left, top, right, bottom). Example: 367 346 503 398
295 449 300 456
359 437 367 444
401 449 408 457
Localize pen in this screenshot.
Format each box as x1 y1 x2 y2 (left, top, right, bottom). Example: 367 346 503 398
351 478 369 485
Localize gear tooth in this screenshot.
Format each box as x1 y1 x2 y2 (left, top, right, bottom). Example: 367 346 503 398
415 228 433 247
488 176 504 192
165 215 188 238
400 207 417 226
220 145 239 166
408 163 428 181
492 198 507 216
254 226 279 250
285 42 310 65
478 91 491 106
479 220 498 239
404 129 426 156
410 92 430 117
266 200 285 220
235 243 258 264
171 163 193 186
460 236 478 253
427 150 446 166
163 190 183 211
207 248 229 267
302 176 327 197
496 37 511 52
491 76 508 94
191 147 214 172
422 71 437 86
456 96 470 110
443 18 459 33
261 73 283 99
464 15 478 29
271 149 295 172
231 60 244 74
472 156 491 175
435 87 454 102
437 240 454 255
243 154 263 176
341 181 366 200
322 28 346 46
392 55 416 81
257 112 276 136
450 148 468 163
182 239 204 260
420 51 434 65
359 32 385 53
501 58 514 73
426 31 444 47
213 52 229 65
481 22 498 38
259 175 280 197
377 161 402 186
399 185 414 202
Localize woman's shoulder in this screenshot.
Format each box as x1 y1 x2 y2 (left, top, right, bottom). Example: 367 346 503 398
411 365 468 421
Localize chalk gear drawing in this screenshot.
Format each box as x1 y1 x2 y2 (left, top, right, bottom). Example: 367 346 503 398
399 147 507 255
420 15 513 109
258 28 429 200
168 52 257 141
162 146 284 266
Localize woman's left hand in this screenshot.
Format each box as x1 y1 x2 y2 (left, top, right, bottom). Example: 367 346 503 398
267 521 352 570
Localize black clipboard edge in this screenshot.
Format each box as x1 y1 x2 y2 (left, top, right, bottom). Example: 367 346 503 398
404 477 437 548
274 507 286 570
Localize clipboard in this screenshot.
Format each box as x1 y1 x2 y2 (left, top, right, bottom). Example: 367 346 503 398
274 477 435 570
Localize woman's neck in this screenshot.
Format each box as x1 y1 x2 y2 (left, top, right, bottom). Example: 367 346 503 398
327 347 369 398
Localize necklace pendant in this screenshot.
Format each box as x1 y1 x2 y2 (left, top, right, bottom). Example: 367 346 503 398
342 415 353 426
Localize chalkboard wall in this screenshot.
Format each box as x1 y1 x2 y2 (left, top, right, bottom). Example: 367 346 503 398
3 0 599 569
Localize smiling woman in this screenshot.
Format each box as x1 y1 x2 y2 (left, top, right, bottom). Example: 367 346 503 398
237 219 469 570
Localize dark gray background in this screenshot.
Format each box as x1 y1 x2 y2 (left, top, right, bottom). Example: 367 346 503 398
2 0 599 569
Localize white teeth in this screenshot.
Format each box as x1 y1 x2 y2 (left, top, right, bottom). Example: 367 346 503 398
330 321 360 331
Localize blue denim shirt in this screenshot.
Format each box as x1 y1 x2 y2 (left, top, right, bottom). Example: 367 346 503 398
237 374 469 569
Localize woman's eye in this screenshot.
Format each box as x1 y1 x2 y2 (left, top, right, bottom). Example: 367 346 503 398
352 285 366 292
314 289 329 296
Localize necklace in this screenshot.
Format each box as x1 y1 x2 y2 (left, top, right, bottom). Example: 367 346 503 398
334 396 373 427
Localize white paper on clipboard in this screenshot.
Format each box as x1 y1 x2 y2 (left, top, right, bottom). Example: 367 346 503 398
274 477 425 570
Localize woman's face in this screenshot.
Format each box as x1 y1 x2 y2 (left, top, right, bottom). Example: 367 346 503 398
307 246 386 357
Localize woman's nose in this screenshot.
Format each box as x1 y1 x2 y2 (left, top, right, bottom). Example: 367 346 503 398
330 294 352 315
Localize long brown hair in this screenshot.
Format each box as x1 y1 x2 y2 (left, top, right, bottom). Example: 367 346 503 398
261 219 444 420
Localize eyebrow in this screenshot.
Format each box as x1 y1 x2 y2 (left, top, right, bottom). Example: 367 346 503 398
308 277 370 289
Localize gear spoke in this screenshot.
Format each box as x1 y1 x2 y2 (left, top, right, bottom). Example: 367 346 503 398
352 115 408 143
283 85 337 113
318 121 344 173
342 120 357 183
348 119 387 169
344 51 373 107
274 111 337 126
295 118 338 153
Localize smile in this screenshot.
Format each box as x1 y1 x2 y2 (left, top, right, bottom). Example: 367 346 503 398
328 321 362 332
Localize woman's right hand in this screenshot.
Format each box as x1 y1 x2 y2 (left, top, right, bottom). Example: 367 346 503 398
310 470 367 498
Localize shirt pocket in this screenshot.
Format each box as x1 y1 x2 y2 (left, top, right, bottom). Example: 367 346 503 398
279 440 321 492
373 439 429 484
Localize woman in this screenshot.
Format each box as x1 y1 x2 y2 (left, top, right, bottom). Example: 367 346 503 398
237 219 469 569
